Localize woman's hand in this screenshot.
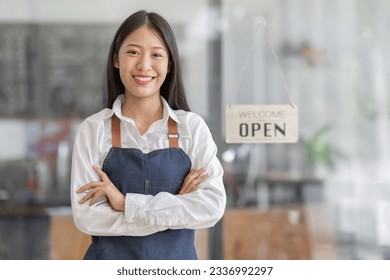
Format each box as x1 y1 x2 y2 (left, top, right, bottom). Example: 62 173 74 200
179 167 209 195
76 166 125 212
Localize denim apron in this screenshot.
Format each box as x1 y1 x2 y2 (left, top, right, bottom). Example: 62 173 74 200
83 115 197 260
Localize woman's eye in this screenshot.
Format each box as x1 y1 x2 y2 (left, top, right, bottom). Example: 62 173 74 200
153 53 163 58
127 50 139 55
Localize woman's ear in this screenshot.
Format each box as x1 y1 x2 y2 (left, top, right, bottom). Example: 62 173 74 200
114 55 119 68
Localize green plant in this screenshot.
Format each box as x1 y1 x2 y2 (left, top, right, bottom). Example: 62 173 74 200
302 123 343 169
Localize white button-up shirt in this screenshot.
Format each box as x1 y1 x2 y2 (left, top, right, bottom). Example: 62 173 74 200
71 95 226 236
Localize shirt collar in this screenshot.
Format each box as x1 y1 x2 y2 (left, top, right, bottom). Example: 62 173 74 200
112 94 124 119
109 94 181 125
161 96 181 125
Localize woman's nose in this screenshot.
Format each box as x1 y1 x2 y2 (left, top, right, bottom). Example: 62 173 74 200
136 54 152 72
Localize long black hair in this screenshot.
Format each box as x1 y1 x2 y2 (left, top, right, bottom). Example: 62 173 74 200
106 10 190 111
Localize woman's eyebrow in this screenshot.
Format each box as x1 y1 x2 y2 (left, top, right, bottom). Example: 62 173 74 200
125 43 167 51
125 43 141 48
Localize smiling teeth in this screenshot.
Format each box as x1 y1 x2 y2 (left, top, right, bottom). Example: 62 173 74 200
134 76 153 82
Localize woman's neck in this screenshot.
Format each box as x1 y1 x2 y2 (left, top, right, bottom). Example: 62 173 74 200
121 94 163 135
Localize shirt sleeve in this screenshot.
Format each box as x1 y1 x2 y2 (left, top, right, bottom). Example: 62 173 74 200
70 117 167 236
124 114 227 230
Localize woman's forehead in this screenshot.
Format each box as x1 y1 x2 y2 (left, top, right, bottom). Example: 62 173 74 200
122 25 167 50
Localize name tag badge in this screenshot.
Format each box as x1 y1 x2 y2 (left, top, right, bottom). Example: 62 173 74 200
225 104 299 143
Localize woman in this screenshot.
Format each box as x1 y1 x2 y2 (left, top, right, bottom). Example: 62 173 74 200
71 10 226 260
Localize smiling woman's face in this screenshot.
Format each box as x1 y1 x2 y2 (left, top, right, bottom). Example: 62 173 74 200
114 24 170 100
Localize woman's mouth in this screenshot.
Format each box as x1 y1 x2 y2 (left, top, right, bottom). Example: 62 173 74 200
133 75 155 83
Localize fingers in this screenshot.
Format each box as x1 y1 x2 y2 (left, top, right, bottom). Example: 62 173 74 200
85 190 100 206
179 167 209 195
76 166 109 205
76 166 124 210
76 180 104 204
88 189 105 206
180 174 208 195
186 167 206 182
76 166 108 194
93 165 110 182
78 188 97 205
76 181 101 193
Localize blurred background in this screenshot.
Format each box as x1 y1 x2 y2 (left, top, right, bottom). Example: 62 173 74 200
1 0 390 260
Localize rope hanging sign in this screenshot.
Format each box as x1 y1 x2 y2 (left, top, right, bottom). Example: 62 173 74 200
225 17 299 144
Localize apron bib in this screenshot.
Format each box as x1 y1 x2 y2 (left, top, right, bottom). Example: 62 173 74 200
83 115 196 260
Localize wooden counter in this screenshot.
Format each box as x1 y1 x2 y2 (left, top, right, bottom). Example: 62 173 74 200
50 214 91 260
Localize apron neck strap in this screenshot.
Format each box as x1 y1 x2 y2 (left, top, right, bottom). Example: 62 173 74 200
111 115 179 148
111 114 121 148
167 117 179 148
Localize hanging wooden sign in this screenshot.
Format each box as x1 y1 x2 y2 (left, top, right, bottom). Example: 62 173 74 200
225 104 299 143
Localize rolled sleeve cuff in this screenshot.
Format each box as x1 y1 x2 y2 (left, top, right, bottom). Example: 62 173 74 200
125 193 147 223
124 193 191 228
